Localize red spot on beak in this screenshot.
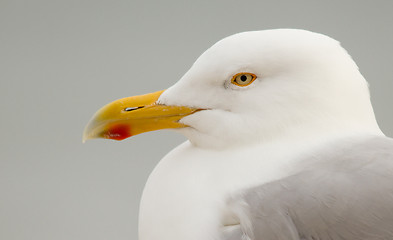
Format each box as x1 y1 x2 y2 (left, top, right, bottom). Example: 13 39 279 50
104 124 132 141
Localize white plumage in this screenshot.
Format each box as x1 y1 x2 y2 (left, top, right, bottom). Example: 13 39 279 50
137 29 391 240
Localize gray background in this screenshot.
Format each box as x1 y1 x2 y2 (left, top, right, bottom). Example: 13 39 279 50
1 0 392 239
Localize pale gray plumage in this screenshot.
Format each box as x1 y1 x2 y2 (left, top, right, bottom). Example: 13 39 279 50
224 136 393 240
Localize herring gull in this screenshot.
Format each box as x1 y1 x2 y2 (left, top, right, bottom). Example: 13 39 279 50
83 29 393 240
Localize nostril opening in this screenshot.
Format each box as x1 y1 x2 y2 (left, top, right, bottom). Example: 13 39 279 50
124 106 144 112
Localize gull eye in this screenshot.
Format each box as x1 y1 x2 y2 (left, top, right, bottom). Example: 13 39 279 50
231 73 257 87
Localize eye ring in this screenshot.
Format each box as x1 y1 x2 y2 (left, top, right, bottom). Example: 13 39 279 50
231 72 257 87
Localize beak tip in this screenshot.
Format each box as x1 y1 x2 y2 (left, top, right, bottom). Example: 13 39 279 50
82 122 94 143
82 131 90 143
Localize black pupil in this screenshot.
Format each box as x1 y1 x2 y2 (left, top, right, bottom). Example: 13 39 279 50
240 75 248 82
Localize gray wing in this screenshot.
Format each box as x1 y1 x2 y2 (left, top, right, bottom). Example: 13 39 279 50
224 136 393 240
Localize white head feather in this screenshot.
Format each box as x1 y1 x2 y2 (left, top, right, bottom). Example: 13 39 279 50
158 29 382 148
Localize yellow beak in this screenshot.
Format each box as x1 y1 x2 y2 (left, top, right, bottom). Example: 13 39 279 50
83 90 199 142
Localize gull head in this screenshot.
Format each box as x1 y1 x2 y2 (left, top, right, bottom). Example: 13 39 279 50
83 29 381 149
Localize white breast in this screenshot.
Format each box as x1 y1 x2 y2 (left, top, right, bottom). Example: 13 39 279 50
138 140 308 240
